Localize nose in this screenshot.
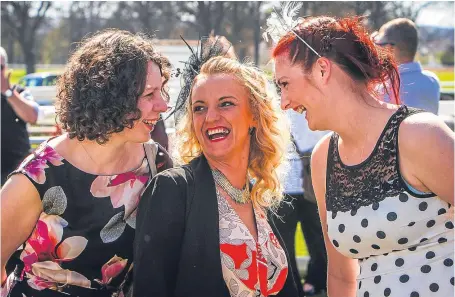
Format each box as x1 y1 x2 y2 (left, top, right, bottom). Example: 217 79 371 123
280 94 292 111
205 106 220 123
153 92 169 113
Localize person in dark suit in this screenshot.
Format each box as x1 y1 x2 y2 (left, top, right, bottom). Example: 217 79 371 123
134 43 298 297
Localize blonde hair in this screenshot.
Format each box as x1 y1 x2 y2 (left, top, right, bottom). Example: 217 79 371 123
174 56 290 209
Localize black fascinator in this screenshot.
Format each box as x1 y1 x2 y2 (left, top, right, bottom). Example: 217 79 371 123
169 35 234 126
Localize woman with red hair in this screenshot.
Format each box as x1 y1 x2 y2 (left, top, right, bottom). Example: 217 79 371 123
269 13 454 297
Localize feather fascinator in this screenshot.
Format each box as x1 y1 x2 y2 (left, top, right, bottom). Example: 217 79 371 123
170 36 234 125
262 2 321 57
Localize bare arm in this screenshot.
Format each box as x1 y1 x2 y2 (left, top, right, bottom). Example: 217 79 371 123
311 134 359 297
5 88 39 124
1 174 42 283
1 70 39 124
399 112 454 204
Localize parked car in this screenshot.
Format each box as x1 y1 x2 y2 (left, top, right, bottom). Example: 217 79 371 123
18 72 60 106
18 72 59 87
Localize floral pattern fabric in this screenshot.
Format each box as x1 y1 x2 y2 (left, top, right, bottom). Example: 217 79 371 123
217 189 288 297
4 141 168 297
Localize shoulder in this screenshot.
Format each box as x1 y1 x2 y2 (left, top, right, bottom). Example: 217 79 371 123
399 111 454 154
421 70 440 84
155 142 174 172
144 165 193 196
311 132 333 171
14 140 65 185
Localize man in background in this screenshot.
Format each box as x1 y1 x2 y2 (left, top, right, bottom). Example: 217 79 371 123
275 110 329 297
375 18 440 114
1 46 39 185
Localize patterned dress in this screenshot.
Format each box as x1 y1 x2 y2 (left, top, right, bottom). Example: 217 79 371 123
326 106 454 297
3 140 169 297
217 189 288 297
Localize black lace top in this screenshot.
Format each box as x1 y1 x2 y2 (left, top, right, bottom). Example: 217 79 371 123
325 106 454 297
326 105 430 214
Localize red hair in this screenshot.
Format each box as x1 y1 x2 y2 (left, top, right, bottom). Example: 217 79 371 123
272 16 401 104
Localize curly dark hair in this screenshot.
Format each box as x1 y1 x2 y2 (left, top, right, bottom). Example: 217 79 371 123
56 29 172 144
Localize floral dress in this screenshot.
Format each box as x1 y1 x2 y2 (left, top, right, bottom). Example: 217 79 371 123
2 140 171 297
217 189 289 297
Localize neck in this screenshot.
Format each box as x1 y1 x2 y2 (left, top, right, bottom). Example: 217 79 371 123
328 92 386 148
75 134 133 172
206 146 250 189
397 56 414 65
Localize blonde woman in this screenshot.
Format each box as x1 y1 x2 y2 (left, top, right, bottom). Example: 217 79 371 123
134 51 298 296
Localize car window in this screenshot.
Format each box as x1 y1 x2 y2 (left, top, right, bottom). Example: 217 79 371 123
25 77 43 87
43 75 58 86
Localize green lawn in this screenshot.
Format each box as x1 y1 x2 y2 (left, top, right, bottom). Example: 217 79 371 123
296 222 309 256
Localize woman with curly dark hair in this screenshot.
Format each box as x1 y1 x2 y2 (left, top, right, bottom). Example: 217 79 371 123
1 29 173 297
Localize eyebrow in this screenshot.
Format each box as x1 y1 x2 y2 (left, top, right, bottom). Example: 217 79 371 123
193 95 238 105
142 87 158 97
219 95 237 101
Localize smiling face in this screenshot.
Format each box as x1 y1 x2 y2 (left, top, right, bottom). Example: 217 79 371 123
274 54 328 131
190 73 254 163
124 61 169 143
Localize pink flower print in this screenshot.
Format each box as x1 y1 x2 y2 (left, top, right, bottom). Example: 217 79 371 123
94 255 128 286
27 261 91 291
20 213 88 276
90 161 149 220
20 145 64 184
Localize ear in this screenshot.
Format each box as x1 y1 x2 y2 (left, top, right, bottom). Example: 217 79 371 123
315 57 331 84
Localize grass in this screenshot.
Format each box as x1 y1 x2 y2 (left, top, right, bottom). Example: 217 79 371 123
296 222 309 257
9 68 62 85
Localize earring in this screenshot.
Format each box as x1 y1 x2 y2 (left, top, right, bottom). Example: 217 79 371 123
248 127 255 135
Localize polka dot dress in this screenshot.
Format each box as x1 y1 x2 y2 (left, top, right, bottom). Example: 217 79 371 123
325 106 454 297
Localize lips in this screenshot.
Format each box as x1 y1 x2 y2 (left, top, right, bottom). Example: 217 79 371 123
206 126 231 142
142 119 158 131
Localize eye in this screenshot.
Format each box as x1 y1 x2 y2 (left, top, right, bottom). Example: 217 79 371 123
193 105 205 113
220 101 234 108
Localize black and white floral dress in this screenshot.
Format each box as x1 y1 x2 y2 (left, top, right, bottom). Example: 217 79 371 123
2 139 171 297
325 106 454 297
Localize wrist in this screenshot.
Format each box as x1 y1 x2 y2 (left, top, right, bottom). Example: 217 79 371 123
4 85 16 99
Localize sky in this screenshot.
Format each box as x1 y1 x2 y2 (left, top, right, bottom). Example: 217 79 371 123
416 4 454 28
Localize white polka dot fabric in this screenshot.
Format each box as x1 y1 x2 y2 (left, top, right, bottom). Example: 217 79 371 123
325 107 454 297
327 192 454 297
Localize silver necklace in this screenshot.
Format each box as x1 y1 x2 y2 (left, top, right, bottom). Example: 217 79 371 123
211 169 250 204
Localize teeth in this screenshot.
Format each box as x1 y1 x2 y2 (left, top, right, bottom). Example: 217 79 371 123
295 106 306 114
143 119 157 125
207 128 229 136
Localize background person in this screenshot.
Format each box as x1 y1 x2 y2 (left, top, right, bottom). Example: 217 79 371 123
375 18 440 114
1 46 40 186
275 110 329 297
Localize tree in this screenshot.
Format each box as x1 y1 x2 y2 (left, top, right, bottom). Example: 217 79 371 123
175 1 228 37
65 1 109 52
1 1 52 73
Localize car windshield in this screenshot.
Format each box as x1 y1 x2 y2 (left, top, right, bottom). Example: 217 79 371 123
18 75 58 87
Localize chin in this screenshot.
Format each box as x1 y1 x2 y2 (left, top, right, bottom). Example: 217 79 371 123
130 133 151 143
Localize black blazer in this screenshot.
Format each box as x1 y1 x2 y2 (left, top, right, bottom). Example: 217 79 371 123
134 155 298 297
